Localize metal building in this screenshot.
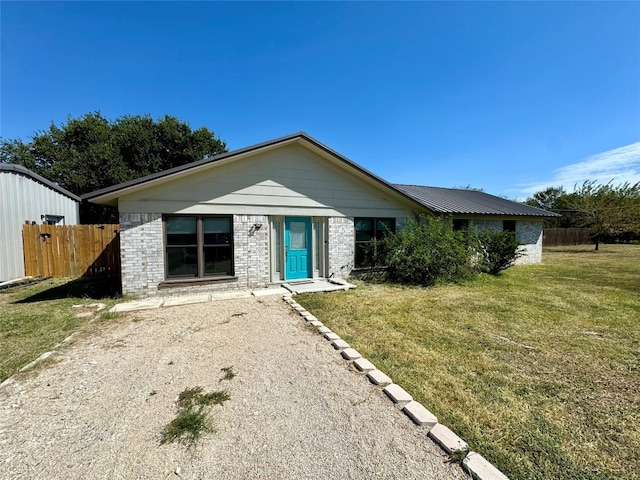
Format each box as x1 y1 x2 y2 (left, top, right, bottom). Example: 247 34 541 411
0 164 80 281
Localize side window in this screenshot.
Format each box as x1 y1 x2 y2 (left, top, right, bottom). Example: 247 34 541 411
354 217 396 267
42 214 65 225
503 220 516 233
453 219 469 231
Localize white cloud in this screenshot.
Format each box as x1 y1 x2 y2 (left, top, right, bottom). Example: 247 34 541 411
517 142 640 197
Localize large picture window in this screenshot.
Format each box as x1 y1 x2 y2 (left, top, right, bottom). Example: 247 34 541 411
165 215 233 279
354 217 396 267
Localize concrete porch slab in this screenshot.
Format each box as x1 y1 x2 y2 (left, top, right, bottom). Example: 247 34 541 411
252 287 290 297
110 298 165 313
210 291 253 301
164 294 210 307
282 279 356 294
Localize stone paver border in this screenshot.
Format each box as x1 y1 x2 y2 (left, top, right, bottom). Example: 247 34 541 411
283 293 511 480
6 286 508 479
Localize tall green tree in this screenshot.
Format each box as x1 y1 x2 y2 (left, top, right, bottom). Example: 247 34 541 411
569 181 640 250
0 112 227 222
526 181 640 249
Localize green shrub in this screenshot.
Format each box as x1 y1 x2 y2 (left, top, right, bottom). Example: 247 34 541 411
357 238 390 268
472 229 522 275
381 217 476 286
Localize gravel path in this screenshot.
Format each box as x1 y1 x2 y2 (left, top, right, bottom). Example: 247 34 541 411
0 295 466 479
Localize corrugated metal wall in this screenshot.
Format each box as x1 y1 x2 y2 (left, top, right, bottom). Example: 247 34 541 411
0 170 80 281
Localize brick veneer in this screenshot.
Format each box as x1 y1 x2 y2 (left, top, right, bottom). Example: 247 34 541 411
118 213 543 296
327 217 355 279
472 219 543 265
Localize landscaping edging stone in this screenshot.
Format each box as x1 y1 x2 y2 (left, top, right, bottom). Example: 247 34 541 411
383 383 413 405
284 294 511 480
403 401 438 428
429 423 469 454
463 452 510 480
367 369 392 386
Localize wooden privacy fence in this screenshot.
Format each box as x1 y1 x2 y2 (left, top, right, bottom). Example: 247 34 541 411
543 228 592 247
22 224 120 277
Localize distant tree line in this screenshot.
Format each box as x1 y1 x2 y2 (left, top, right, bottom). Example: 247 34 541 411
0 112 227 223
525 181 640 249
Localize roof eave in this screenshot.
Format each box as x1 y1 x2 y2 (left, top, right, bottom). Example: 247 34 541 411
1 163 82 202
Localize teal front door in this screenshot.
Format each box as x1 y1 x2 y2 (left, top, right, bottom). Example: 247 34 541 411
285 217 312 280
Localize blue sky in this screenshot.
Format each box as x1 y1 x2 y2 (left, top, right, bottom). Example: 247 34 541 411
2 1 639 199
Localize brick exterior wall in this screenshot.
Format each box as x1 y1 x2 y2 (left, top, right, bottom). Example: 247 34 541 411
119 213 270 296
119 213 164 296
233 214 270 289
118 212 543 296
471 219 543 266
328 216 355 278
513 220 543 265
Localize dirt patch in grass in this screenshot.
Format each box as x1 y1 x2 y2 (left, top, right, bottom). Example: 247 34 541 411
0 276 123 382
298 244 640 480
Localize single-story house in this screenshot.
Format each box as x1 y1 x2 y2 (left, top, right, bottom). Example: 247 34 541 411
0 163 81 281
83 132 557 296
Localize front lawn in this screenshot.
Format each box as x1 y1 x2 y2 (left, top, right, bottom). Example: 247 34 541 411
0 276 122 382
297 244 640 480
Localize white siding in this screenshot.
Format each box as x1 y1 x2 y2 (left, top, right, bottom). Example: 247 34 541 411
0 171 79 281
118 144 413 218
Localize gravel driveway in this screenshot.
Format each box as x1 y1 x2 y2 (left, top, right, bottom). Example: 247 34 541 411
0 295 466 479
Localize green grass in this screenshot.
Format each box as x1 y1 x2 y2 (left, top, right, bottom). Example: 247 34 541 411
0 276 123 382
297 244 640 480
176 386 230 409
220 366 236 382
161 406 212 446
161 386 230 446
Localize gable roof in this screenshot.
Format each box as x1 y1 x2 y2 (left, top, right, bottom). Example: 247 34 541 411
81 132 426 210
394 184 559 217
0 163 81 202
82 132 557 218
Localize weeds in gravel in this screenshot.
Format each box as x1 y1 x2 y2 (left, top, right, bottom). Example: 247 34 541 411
161 408 211 446
99 310 121 321
161 386 230 446
446 448 469 465
220 366 235 381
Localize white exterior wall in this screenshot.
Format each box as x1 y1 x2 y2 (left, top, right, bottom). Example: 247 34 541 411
234 214 270 289
120 212 273 296
112 143 545 295
513 220 543 265
117 144 411 219
328 217 355 278
0 170 79 281
115 144 415 295
119 213 165 296
471 218 543 265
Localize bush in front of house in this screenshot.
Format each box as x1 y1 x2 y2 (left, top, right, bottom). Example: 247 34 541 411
380 217 476 286
472 229 523 275
370 217 523 285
